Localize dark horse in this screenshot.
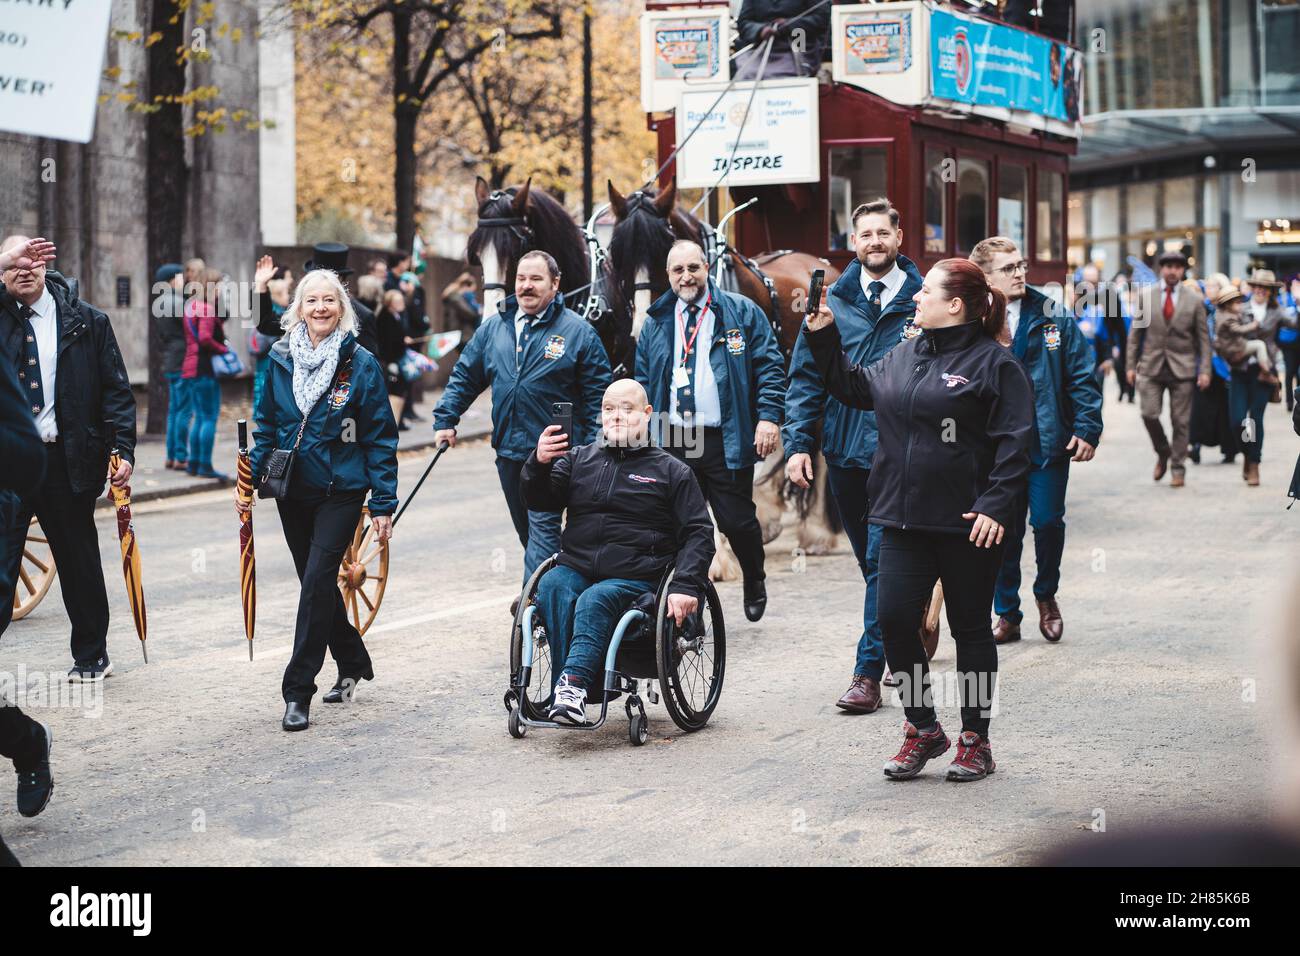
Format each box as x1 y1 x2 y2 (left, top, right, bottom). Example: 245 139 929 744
606 179 839 358
467 176 634 377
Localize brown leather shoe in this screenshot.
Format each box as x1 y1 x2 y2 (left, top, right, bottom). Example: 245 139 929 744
1036 598 1063 642
1170 470 1185 488
1153 453 1169 481
1245 461 1260 486
993 615 1021 644
836 675 882 713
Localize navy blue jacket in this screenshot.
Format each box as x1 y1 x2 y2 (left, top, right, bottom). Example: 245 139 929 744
434 292 611 462
250 333 400 515
1010 288 1104 466
783 255 922 469
635 281 785 471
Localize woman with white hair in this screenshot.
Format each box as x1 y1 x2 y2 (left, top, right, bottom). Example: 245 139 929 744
236 269 399 732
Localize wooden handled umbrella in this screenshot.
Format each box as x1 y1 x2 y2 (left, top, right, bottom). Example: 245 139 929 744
105 421 148 662
236 419 256 660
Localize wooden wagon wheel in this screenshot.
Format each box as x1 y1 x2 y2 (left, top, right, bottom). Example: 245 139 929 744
13 516 57 621
337 508 389 636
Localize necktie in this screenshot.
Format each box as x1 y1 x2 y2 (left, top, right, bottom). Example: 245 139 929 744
679 303 699 420
1163 286 1174 322
16 304 44 416
868 280 886 318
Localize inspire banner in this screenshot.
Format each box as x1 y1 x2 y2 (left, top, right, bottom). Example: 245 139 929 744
929 8 1080 123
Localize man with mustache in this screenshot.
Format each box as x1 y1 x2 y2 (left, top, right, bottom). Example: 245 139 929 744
435 250 612 589
635 240 785 622
784 197 923 714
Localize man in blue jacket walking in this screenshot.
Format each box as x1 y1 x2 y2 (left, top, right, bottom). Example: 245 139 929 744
636 240 785 621
435 251 612 587
784 198 922 713
972 237 1103 644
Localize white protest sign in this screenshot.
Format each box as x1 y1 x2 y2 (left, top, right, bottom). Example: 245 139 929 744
675 78 819 188
0 0 113 143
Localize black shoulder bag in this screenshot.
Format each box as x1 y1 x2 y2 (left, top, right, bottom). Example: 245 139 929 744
258 356 352 500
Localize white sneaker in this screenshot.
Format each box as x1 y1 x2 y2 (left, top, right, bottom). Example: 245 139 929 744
548 675 588 725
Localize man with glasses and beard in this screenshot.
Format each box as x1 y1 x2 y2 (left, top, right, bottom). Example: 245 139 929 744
784 197 924 714
972 237 1102 646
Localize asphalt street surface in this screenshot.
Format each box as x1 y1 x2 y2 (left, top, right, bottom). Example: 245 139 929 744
3 390 1297 865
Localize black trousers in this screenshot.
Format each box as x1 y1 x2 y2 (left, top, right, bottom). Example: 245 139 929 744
0 439 110 664
668 427 765 582
876 527 1003 737
276 490 372 704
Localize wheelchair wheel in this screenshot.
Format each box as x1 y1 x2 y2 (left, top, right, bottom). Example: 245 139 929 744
655 572 725 732
509 555 558 720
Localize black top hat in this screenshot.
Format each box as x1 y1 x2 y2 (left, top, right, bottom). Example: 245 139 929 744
1156 250 1188 267
304 242 354 277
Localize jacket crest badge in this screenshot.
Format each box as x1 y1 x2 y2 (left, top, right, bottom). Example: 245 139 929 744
901 319 922 340
543 334 566 360
1043 324 1061 350
724 328 746 354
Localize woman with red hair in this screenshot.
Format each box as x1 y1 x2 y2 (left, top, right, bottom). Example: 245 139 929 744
803 258 1036 782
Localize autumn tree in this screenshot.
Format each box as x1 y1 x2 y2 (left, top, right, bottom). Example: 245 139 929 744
291 0 565 252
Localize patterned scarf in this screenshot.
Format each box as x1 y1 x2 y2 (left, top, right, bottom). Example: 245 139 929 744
288 323 342 416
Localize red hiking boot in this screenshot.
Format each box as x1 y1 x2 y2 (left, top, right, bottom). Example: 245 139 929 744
882 721 950 780
945 731 996 782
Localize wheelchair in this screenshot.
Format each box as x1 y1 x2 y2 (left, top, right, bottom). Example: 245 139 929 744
503 555 726 745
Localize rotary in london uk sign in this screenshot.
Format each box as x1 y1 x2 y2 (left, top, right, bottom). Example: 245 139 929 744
675 78 819 188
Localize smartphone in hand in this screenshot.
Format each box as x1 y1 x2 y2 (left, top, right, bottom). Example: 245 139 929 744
806 268 826 316
548 402 574 449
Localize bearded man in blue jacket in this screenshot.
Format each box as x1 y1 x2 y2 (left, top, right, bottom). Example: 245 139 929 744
784 198 922 714
972 237 1103 644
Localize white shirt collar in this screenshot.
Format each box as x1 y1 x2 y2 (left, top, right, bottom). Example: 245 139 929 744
676 290 711 317
24 287 56 322
860 261 905 307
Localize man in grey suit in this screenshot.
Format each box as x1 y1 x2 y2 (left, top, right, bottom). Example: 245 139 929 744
1126 250 1211 488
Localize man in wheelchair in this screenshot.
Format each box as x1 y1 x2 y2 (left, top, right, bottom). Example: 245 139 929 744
521 379 715 724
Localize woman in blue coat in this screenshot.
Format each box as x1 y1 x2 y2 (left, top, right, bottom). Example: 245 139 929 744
236 270 399 732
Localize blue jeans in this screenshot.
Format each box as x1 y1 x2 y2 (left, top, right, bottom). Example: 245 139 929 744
186 376 221 471
165 372 192 463
495 455 563 584
534 565 654 689
1228 369 1271 464
994 458 1070 623
826 464 884 681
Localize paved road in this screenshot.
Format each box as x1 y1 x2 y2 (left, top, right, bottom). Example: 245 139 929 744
3 391 1296 865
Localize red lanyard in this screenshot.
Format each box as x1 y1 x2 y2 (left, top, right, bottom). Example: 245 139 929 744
678 294 710 364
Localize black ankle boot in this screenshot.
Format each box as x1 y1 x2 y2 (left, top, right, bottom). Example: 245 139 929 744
322 667 375 704
282 701 310 731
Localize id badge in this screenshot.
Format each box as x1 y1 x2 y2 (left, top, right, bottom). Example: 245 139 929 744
672 365 690 389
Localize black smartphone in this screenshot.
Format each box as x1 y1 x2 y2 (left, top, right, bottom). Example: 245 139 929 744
806 268 826 316
548 402 574 448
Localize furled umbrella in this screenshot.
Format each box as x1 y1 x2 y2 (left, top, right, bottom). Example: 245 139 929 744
105 421 148 662
236 419 256 660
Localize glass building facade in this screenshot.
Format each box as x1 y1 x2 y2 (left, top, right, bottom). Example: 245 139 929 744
1072 0 1300 279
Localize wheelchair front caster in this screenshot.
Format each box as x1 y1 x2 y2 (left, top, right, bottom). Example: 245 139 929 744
508 705 528 739
503 689 518 714
629 712 648 746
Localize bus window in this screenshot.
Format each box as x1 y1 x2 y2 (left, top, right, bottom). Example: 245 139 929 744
957 157 990 253
925 147 948 255
1037 169 1065 261
997 163 1028 252
828 146 888 251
